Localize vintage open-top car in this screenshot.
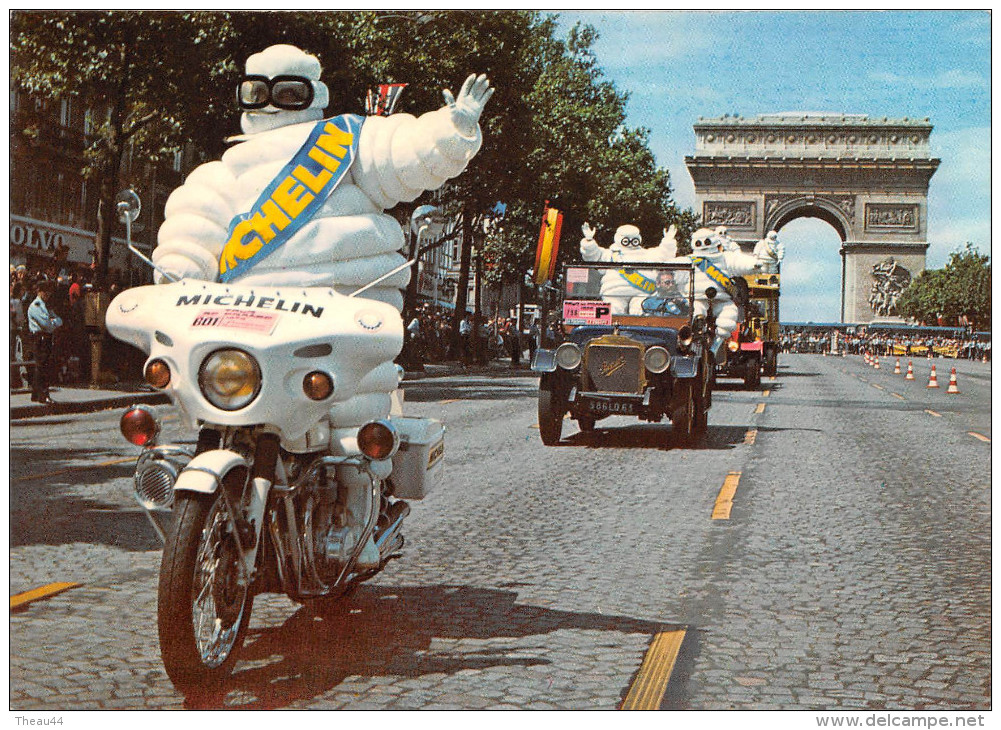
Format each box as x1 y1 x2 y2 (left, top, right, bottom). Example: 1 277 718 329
531 262 713 446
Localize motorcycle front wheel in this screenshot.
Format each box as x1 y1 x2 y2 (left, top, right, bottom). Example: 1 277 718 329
157 488 253 696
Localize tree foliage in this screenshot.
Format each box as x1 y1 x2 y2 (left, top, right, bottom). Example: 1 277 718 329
897 244 991 329
10 10 697 296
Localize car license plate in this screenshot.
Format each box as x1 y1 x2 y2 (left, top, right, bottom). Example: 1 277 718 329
588 399 635 415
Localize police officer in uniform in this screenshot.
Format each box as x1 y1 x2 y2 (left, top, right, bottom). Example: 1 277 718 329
27 279 62 404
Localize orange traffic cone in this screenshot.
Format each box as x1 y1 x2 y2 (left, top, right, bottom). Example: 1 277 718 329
946 367 961 394
874 356 880 370
894 358 901 374
905 360 915 380
927 364 939 388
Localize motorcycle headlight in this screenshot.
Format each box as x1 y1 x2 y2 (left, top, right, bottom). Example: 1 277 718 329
555 342 582 370
198 349 262 411
728 340 740 352
644 346 671 374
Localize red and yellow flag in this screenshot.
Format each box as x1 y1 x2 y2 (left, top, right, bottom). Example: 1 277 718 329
533 204 563 285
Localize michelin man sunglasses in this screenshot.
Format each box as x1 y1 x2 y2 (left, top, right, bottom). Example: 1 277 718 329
237 75 314 111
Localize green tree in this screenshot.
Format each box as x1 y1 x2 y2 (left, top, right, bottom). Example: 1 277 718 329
897 244 991 328
11 11 212 286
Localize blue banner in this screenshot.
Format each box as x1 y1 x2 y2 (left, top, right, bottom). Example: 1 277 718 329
617 268 657 294
218 114 364 282
691 256 736 297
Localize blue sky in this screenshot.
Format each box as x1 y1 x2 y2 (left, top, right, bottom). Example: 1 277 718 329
553 10 991 323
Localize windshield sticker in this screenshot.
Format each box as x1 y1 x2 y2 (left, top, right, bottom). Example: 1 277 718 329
191 309 280 335
563 300 612 326
566 267 590 284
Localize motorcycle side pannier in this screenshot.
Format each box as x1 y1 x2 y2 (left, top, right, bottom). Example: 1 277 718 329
390 416 445 500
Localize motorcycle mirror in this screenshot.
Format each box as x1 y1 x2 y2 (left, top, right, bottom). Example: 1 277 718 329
705 286 717 300
116 189 142 226
411 204 444 237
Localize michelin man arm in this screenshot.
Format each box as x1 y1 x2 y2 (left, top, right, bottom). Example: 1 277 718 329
579 222 610 262
724 247 768 277
351 74 494 210
151 160 240 283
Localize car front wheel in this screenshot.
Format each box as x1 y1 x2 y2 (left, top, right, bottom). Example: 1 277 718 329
671 381 696 447
538 374 567 446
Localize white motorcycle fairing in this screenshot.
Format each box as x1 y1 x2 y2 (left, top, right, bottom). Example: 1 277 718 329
106 280 403 443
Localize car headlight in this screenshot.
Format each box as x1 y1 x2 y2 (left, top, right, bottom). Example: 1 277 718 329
555 342 582 370
677 325 694 351
198 349 262 411
644 346 671 374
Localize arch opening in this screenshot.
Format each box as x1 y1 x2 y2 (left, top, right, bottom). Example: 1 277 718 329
772 217 844 324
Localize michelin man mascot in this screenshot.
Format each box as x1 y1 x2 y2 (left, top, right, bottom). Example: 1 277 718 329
753 230 785 273
579 222 678 314
151 44 494 568
714 226 740 252
685 228 767 355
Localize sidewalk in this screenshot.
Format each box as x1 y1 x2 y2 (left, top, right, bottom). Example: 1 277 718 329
9 383 170 420
10 360 532 419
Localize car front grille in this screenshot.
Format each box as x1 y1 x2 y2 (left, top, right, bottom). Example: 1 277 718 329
585 342 643 394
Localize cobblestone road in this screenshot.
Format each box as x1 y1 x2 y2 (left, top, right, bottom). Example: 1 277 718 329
9 355 991 710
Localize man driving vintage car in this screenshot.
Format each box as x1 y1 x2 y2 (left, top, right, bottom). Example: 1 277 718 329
640 269 690 316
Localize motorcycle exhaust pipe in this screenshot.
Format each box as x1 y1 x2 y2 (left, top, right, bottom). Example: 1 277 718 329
375 500 410 558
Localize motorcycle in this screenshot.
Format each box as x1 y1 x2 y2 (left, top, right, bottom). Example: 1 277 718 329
106 191 444 695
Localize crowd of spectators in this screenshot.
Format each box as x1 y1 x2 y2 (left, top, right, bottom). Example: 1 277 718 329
9 263 137 391
780 328 991 361
401 302 541 368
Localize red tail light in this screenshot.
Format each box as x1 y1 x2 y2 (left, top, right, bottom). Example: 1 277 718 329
120 406 161 447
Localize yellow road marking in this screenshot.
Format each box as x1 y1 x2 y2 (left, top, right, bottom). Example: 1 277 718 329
891 392 905 400
11 582 81 611
754 403 766 414
925 410 942 418
762 389 770 397
968 432 991 443
530 424 540 429
620 630 687 710
14 456 137 483
872 383 885 390
712 471 742 520
744 428 757 445
439 399 460 405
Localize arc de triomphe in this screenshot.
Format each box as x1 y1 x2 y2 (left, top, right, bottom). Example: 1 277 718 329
684 113 940 323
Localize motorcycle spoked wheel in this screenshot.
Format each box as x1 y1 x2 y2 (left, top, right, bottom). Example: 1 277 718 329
157 487 254 696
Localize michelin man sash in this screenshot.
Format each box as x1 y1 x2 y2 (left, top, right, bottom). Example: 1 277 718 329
218 114 364 282
690 256 737 298
617 268 657 294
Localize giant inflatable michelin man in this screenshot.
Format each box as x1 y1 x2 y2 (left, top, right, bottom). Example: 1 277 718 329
684 228 766 353
151 44 494 568
579 222 678 314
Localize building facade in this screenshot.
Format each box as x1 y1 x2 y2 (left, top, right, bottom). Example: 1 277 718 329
10 90 187 286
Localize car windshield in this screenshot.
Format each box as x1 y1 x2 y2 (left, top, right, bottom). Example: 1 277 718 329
560 263 694 325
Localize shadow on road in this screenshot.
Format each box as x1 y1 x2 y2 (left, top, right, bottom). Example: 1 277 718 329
9 445 162 551
403 376 539 403
186 583 680 710
557 423 746 452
